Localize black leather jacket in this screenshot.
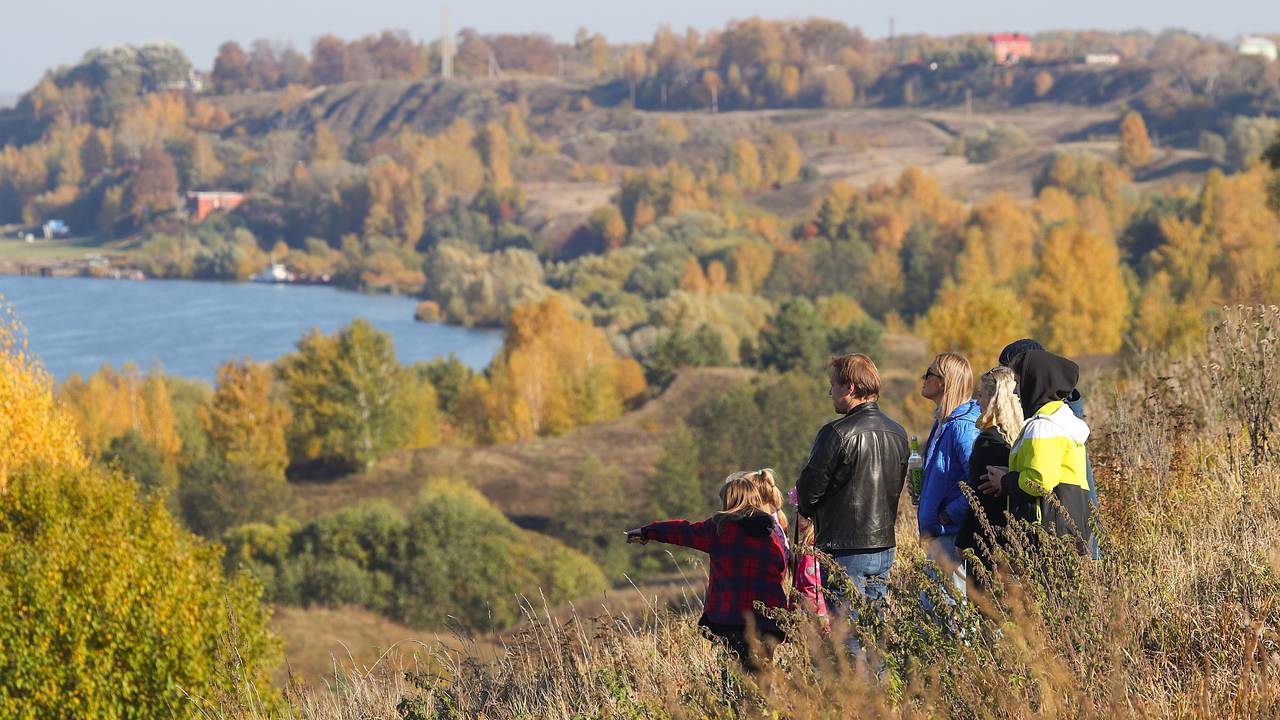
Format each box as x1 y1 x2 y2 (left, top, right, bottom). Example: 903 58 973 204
796 401 909 552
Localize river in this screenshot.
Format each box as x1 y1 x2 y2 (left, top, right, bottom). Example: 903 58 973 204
0 276 504 381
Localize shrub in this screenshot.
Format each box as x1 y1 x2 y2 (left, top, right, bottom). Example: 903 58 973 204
952 123 1030 164
224 481 608 631
0 465 279 717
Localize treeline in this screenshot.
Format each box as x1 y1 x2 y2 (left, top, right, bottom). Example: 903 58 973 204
58 297 644 536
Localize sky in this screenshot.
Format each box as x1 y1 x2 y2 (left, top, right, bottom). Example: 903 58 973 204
3 0 1278 93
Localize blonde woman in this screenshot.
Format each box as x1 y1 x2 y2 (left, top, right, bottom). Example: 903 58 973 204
917 352 979 591
955 367 1025 588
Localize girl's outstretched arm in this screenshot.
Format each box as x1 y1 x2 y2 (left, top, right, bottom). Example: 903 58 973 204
637 519 715 552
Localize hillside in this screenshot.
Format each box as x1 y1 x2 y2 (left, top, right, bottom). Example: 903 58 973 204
284 365 754 523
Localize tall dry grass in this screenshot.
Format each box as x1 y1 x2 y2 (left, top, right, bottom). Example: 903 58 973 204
216 306 1280 719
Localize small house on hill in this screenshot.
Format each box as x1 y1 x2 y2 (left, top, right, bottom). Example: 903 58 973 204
1238 36 1278 62
187 191 246 222
989 33 1032 65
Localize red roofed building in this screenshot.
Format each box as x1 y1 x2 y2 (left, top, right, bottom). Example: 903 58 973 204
989 33 1032 65
186 191 247 222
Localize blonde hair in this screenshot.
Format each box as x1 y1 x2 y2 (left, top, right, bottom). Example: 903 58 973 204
746 468 788 532
715 472 772 531
794 514 815 547
977 366 1024 445
931 352 975 422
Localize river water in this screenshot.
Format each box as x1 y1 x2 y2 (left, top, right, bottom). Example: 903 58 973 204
0 276 503 382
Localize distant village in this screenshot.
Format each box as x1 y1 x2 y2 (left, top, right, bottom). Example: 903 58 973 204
4 28 1276 284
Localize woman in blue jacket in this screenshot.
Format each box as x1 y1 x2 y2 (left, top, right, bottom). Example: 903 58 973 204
918 351 980 595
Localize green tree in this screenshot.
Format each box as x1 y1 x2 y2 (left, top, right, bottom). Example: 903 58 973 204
101 429 176 502
758 298 830 374
646 424 706 519
277 320 411 473
396 479 607 629
645 324 731 386
0 464 279 717
179 455 289 536
548 455 630 579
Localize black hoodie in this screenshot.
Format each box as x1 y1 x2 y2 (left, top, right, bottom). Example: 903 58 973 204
1009 350 1080 419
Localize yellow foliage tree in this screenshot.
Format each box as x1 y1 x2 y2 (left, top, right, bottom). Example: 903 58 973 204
1024 224 1131 356
0 315 85 489
482 298 646 442
921 282 1032 367
1119 111 1153 168
477 122 514 191
728 138 763 191
58 364 181 465
955 193 1038 286
199 360 291 482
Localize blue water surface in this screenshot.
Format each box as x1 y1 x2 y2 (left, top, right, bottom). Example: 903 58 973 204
0 276 503 382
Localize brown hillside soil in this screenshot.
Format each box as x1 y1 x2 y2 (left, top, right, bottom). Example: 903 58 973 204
285 366 755 522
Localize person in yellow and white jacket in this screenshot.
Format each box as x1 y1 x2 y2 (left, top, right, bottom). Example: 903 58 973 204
978 350 1094 554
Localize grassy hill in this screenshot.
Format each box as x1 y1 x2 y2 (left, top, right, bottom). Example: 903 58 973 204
284 365 754 524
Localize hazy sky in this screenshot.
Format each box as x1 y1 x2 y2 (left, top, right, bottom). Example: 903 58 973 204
4 0 1278 92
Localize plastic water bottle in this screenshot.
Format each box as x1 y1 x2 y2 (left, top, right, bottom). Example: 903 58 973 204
907 435 924 505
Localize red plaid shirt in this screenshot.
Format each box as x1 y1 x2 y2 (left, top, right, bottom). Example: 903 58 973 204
642 512 789 627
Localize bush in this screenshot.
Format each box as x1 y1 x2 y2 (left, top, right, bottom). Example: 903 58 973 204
224 480 608 631
0 465 279 717
950 123 1030 164
1227 115 1280 171
179 454 289 536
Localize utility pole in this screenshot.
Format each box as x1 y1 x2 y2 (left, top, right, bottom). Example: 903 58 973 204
440 9 454 79
889 17 896 64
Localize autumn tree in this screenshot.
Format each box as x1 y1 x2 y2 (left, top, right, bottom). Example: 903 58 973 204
728 138 763 191
58 364 181 468
277 320 419 473
821 69 855 108
1033 70 1055 98
476 297 646 442
363 159 426 245
129 145 179 215
212 41 250 93
199 359 291 481
623 46 647 107
311 34 350 85
80 127 114 178
0 320 86 488
587 204 627 251
701 70 723 113
1119 111 1153 168
475 122 513 191
0 315 279 715
1024 224 1131 356
921 282 1032 365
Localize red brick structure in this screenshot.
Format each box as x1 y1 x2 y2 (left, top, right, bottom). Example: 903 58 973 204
186 191 247 222
989 33 1032 65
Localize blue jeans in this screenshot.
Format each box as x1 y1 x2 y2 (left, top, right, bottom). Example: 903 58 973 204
824 548 895 656
825 547 895 606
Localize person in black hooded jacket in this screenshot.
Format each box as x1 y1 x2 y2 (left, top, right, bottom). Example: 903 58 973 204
979 350 1094 553
999 339 1101 559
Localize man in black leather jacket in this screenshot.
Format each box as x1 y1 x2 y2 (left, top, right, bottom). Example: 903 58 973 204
796 353 909 606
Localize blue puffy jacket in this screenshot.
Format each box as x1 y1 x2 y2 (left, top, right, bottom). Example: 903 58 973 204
917 400 981 538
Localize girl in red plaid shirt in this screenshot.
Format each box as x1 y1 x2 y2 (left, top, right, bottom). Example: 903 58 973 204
627 471 789 670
